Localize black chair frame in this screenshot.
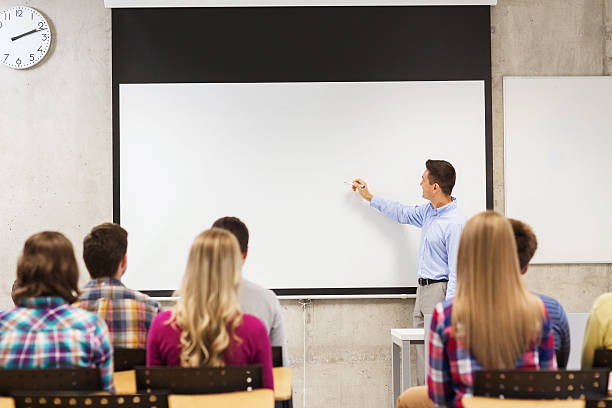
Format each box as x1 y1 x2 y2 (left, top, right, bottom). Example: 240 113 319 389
473 369 609 400
135 365 262 394
0 368 101 396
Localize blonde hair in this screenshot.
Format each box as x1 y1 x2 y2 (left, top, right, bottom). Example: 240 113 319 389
170 228 243 367
451 211 544 369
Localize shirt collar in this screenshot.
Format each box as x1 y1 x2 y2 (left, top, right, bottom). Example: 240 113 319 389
18 296 69 309
86 277 125 288
430 197 457 215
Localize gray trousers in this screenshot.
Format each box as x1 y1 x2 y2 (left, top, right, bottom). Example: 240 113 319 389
413 281 447 385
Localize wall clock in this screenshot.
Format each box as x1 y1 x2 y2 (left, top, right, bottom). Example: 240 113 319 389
0 6 51 69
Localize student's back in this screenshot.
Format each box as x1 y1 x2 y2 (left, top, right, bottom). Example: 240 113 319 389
146 228 274 390
76 223 160 348
427 212 556 408
581 293 612 368
3 231 114 393
212 216 289 366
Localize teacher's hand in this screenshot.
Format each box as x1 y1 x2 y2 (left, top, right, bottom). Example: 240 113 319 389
352 178 373 202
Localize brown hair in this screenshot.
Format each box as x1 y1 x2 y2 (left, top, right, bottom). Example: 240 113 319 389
83 223 128 279
425 159 456 196
452 211 544 369
508 218 538 271
13 231 80 304
212 216 249 254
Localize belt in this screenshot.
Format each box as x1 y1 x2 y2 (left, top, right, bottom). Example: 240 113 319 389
418 278 448 286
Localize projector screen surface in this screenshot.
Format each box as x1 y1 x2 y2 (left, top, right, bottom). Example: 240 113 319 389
120 81 486 292
504 76 612 263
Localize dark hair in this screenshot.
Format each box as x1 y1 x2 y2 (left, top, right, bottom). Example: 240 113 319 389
83 223 128 279
509 218 538 271
211 216 249 254
13 231 80 304
425 159 456 196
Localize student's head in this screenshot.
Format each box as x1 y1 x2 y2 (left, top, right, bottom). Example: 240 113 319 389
211 216 249 258
172 228 243 367
452 211 543 369
508 218 538 273
83 223 128 280
421 159 456 200
13 231 80 304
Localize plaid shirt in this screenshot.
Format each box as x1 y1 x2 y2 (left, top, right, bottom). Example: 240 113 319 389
75 278 160 349
428 299 556 408
0 297 114 393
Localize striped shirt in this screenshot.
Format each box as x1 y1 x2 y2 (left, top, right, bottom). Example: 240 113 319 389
0 297 114 393
76 278 161 349
428 299 556 408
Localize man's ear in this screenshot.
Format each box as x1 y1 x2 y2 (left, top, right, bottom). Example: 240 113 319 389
243 247 248 261
521 266 528 275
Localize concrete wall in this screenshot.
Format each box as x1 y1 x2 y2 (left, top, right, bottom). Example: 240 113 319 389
1 1 612 407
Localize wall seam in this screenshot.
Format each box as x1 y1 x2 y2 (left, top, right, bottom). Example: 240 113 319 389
604 0 608 75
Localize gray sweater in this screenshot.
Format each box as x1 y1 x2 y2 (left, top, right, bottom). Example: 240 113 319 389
238 279 289 366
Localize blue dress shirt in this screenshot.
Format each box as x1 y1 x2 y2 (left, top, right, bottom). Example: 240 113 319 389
370 196 466 299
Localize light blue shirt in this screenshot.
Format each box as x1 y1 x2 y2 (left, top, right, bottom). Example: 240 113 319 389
370 196 466 299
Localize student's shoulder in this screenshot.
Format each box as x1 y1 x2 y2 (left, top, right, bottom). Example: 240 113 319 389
241 280 280 307
591 293 612 319
536 294 566 314
63 305 110 331
239 313 269 336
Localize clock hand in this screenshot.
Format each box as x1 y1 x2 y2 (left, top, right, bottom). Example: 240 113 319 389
11 28 45 42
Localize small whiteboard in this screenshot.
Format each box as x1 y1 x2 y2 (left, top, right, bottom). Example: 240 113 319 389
120 81 487 291
504 77 612 264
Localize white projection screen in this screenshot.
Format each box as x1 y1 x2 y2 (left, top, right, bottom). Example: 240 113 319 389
504 76 612 264
119 81 487 292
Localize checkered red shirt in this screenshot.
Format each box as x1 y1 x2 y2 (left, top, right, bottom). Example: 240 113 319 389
428 299 556 408
75 278 160 349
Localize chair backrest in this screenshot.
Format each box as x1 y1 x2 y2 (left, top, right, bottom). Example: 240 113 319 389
0 368 101 396
114 348 146 372
586 400 612 408
272 347 283 367
593 348 612 368
12 392 168 408
567 313 590 369
135 365 262 394
473 369 609 399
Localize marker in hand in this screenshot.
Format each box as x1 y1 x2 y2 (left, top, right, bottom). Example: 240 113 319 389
350 178 373 202
344 181 365 189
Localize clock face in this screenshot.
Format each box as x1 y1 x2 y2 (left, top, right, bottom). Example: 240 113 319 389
0 6 51 69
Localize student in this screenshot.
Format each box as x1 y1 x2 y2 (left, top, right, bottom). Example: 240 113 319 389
2 231 114 392
581 294 612 368
509 218 570 368
146 228 274 390
212 216 289 366
76 223 160 348
397 212 555 408
353 159 466 385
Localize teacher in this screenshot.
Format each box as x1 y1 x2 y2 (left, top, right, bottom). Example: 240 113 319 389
353 159 466 386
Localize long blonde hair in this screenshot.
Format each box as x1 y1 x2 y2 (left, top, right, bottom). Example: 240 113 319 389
170 228 243 367
451 211 544 369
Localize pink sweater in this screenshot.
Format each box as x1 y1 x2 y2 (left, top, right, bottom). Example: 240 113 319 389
146 310 274 390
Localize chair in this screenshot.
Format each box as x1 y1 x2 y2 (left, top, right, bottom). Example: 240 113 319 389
272 347 283 368
592 348 612 368
168 389 274 408
0 368 101 396
586 400 612 408
113 348 146 372
12 392 168 408
462 396 585 407
473 369 609 400
135 366 262 394
271 346 293 408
